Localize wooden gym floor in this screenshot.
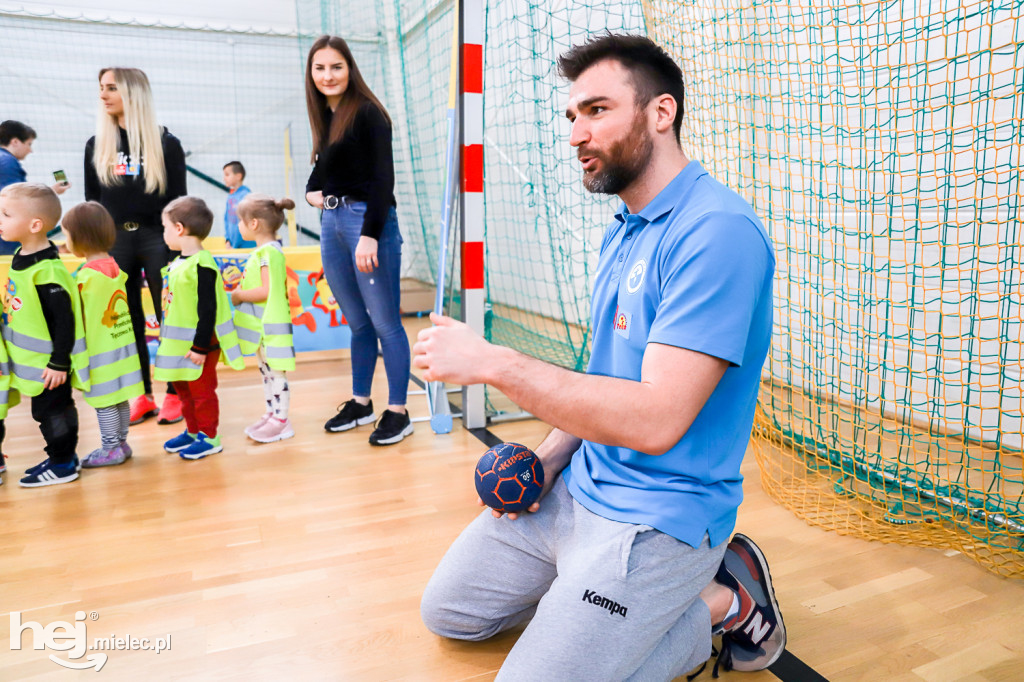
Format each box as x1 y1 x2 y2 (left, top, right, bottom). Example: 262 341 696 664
1 320 1023 681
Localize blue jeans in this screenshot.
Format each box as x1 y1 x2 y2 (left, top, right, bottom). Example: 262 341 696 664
320 202 409 406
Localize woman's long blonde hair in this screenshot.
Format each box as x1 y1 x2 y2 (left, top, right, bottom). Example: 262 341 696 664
93 67 167 195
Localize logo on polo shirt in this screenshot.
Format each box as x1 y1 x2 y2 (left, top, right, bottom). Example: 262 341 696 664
613 306 630 339
626 258 646 294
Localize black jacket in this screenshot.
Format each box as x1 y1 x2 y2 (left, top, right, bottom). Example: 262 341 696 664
84 127 187 227
306 102 397 240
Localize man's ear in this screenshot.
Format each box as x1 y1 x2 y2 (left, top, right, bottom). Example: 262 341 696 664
653 94 677 135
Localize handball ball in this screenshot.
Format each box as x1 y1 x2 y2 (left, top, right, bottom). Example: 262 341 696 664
474 442 545 513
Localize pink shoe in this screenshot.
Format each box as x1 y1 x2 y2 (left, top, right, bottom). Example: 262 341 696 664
249 418 295 444
157 393 184 425
129 395 159 425
244 413 273 438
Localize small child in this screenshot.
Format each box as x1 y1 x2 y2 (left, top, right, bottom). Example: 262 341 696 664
0 183 89 487
62 202 144 467
222 161 254 249
0 319 20 486
231 194 297 443
155 196 244 459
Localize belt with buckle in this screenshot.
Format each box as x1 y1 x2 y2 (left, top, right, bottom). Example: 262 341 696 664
322 195 360 210
121 221 140 232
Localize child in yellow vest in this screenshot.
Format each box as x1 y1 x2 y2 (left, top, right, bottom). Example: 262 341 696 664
0 311 20 486
156 197 244 459
231 194 296 443
62 202 144 467
0 183 89 487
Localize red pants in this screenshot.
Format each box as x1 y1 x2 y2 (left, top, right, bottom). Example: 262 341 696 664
172 349 220 437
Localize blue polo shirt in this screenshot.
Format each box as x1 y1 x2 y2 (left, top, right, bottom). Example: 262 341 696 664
224 185 255 249
563 161 775 549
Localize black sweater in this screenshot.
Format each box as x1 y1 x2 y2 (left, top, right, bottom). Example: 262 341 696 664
192 267 218 355
84 128 187 227
306 102 397 240
11 243 73 372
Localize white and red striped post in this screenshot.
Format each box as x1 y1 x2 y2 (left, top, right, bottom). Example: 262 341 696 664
459 0 486 429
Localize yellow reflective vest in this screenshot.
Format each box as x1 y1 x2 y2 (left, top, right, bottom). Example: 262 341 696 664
3 255 90 397
0 322 20 419
75 264 145 407
154 250 245 382
233 242 295 372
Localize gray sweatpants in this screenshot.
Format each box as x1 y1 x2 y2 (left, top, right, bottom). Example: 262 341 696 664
421 477 727 681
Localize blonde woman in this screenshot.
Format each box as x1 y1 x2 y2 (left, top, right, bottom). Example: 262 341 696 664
84 67 187 426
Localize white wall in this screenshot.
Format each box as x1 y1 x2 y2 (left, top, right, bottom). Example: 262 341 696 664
5 1 298 32
0 6 319 243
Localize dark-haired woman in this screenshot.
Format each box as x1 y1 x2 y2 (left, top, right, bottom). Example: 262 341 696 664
304 35 412 446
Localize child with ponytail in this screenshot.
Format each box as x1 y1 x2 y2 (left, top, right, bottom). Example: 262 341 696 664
231 195 297 443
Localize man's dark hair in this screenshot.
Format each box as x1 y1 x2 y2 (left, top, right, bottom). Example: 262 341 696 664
223 160 246 179
0 120 37 146
557 34 685 142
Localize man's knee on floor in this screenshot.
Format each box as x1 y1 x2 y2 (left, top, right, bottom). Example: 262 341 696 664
420 587 503 641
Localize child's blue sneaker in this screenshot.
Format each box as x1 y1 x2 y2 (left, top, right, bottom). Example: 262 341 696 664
164 431 198 453
19 459 80 487
179 433 223 460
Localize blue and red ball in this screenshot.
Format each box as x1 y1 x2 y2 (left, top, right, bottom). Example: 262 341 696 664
474 442 544 513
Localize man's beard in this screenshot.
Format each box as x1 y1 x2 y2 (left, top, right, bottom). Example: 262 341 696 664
580 110 653 195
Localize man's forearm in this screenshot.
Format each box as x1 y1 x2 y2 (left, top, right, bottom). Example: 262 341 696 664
485 346 678 454
414 314 726 455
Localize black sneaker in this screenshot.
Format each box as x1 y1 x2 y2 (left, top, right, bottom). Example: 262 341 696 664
325 399 376 432
25 456 81 475
368 410 413 446
20 459 79 487
713 533 786 674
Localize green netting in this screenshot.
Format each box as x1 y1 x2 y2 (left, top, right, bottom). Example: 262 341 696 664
647 0 1023 576
477 2 646 373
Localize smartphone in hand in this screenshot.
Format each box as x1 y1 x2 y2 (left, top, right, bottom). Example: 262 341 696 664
53 169 69 186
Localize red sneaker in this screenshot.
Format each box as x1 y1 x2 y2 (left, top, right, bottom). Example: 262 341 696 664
157 393 184 425
129 395 159 425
